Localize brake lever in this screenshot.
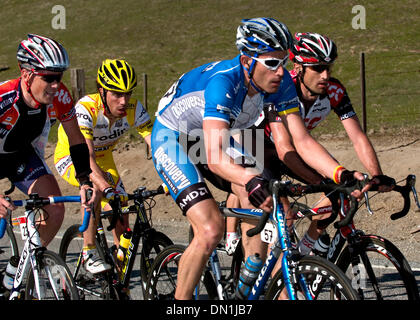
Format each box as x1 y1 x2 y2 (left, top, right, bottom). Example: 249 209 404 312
408 175 420 211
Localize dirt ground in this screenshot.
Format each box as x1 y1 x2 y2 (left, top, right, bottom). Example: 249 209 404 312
2 128 420 263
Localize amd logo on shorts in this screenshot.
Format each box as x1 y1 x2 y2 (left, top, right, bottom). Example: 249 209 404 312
176 183 213 214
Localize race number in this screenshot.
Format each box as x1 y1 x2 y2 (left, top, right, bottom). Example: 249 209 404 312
13 216 28 240
261 221 277 244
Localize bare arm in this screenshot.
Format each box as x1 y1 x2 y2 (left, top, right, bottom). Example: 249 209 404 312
61 117 96 207
203 119 257 186
342 115 382 176
270 120 323 184
280 112 341 179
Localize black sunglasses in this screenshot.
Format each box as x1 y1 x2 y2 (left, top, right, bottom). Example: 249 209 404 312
35 72 63 83
309 64 332 73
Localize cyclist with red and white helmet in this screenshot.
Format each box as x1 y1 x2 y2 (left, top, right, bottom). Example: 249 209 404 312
151 19 368 299
226 32 395 256
0 34 95 246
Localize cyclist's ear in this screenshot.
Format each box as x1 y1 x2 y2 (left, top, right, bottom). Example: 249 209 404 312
240 55 251 70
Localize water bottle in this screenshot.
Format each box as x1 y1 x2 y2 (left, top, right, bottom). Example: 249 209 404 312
2 255 19 290
311 232 330 257
235 253 263 300
117 229 132 264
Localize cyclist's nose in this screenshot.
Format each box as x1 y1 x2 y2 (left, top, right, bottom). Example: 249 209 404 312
276 66 284 77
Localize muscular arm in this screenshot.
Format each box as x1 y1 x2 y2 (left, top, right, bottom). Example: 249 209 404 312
270 120 323 184
341 115 383 177
280 111 341 180
203 119 257 186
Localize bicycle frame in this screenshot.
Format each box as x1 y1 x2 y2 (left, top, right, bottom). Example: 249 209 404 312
69 186 168 298
2 194 82 300
213 189 312 300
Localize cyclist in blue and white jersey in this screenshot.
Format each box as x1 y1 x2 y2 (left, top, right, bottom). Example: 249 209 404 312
151 17 367 300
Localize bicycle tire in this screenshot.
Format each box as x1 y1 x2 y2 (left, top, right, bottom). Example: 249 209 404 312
145 244 218 300
265 255 360 300
336 235 420 300
25 250 79 300
59 224 117 300
0 223 19 270
139 230 173 295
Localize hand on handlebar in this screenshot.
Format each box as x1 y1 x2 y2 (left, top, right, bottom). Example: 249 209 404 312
79 181 95 212
0 195 15 219
338 170 370 200
371 174 396 192
245 176 273 212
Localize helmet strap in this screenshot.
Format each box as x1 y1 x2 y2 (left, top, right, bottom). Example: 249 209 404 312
21 68 42 109
100 88 112 115
298 66 319 97
243 53 267 96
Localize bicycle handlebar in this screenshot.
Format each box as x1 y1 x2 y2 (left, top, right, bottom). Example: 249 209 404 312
106 185 166 232
0 218 6 238
246 179 366 237
0 193 93 238
246 175 416 238
79 188 94 233
389 174 416 220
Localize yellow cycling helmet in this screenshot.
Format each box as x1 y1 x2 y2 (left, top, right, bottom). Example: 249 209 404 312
97 59 137 92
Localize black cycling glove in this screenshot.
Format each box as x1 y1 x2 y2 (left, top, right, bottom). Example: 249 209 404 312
245 176 270 208
372 174 396 187
339 170 357 186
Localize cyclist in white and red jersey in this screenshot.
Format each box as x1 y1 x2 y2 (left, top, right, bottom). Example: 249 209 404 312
0 34 95 246
225 32 395 256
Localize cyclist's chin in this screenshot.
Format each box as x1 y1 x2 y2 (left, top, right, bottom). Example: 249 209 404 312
39 94 55 105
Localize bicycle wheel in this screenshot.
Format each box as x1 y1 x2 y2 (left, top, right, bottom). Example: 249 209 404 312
139 230 173 295
265 255 359 300
145 244 217 300
0 223 19 270
336 235 419 300
25 250 79 300
59 224 116 300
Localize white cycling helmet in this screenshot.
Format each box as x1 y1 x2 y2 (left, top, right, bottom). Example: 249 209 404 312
236 17 293 56
17 34 69 72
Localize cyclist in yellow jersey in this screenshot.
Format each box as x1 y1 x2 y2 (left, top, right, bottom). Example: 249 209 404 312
54 59 152 274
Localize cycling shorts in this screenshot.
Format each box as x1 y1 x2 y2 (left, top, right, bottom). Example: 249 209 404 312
0 148 51 194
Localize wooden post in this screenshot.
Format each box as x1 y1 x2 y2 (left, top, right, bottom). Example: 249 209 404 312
143 73 151 159
70 68 85 102
360 52 367 133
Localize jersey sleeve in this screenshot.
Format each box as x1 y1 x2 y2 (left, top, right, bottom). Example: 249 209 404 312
74 101 95 140
203 76 235 124
265 70 300 116
327 78 356 120
52 83 76 122
131 100 153 138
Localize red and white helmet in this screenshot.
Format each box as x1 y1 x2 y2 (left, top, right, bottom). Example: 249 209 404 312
289 32 337 65
17 34 69 72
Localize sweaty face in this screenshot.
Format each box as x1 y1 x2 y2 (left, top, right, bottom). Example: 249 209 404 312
105 90 132 118
250 50 288 94
302 64 332 95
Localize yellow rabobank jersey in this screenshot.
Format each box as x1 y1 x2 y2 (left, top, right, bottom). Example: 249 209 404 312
56 93 152 158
